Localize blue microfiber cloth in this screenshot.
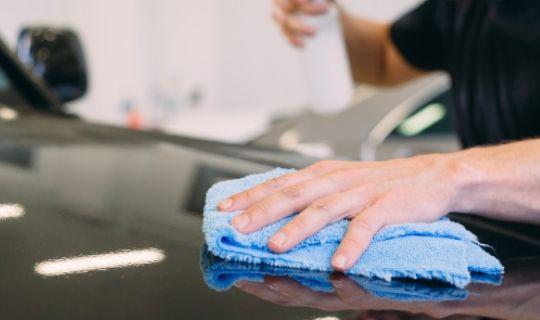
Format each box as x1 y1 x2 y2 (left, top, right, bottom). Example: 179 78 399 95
200 245 492 302
203 168 504 289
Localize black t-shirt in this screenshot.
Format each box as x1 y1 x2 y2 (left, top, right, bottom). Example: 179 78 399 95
390 0 540 148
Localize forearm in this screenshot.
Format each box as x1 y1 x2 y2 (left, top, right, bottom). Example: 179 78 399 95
450 138 540 224
339 11 423 86
339 12 386 84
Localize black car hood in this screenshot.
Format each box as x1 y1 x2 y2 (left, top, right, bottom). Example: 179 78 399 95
0 114 540 320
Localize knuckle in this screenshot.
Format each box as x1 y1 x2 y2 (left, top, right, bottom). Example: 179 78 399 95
285 218 308 233
341 236 365 250
311 198 335 214
238 190 254 203
350 218 377 234
349 183 379 203
325 170 349 187
266 176 287 190
253 202 270 216
280 184 302 199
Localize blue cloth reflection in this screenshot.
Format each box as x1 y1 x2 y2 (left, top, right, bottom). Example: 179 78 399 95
200 246 501 302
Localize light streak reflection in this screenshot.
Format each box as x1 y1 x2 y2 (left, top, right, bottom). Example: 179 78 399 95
34 248 166 277
0 204 25 221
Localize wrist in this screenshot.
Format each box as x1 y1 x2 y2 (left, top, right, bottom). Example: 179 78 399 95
443 145 529 216
440 148 494 214
439 140 540 223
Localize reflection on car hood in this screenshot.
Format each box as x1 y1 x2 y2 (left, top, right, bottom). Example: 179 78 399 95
0 114 539 319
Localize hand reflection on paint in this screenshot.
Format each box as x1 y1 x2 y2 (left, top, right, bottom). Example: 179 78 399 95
235 257 540 320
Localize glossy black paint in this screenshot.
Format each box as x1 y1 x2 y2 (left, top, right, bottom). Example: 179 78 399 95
0 114 539 320
0 114 304 319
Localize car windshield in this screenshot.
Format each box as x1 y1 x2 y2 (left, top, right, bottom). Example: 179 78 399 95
0 64 28 109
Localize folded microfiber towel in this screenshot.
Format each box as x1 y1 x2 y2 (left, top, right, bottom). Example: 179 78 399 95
203 168 504 289
200 245 496 302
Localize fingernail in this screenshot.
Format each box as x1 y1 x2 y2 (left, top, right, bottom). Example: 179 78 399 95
270 232 287 247
333 254 347 269
218 198 233 210
232 214 250 230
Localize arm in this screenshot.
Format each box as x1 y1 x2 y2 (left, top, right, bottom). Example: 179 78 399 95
271 0 424 86
451 139 540 223
339 11 424 86
219 139 540 270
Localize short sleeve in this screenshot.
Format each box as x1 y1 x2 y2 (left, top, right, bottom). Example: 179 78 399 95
390 0 449 71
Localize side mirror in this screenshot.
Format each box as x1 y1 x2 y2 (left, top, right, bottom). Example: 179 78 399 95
17 27 88 103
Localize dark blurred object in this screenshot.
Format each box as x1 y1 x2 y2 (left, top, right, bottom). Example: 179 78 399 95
16 26 88 103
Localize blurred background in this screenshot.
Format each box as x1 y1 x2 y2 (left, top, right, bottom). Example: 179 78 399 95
2 4 540 319
0 0 459 160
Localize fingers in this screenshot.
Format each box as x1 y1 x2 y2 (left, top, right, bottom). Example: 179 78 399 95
282 15 317 39
271 0 328 47
218 160 347 212
276 15 314 47
330 274 382 309
264 276 345 311
268 183 380 253
332 204 388 271
271 6 304 46
231 167 364 234
234 281 291 306
282 28 304 47
232 171 357 233
218 169 313 212
236 277 342 310
330 274 368 301
265 276 324 301
274 0 329 15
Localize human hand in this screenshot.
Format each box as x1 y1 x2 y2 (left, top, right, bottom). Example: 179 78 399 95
271 0 330 47
235 275 443 317
235 258 540 319
219 155 462 271
235 277 346 311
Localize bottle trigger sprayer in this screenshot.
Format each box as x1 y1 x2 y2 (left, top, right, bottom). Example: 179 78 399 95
300 0 354 114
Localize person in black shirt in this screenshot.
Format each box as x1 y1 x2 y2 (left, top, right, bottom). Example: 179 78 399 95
218 0 540 271
390 0 540 147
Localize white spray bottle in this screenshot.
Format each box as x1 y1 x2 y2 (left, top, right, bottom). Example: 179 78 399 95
301 0 354 114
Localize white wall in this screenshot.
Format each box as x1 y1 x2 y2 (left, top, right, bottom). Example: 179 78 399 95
214 0 422 112
0 0 421 141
